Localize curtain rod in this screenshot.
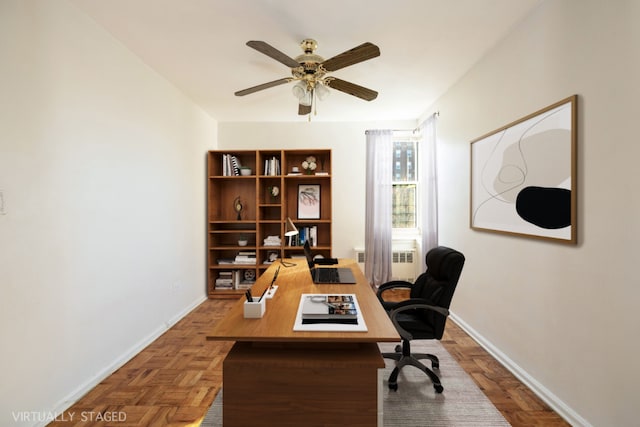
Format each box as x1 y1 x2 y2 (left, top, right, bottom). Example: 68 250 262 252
393 111 440 133
366 111 439 134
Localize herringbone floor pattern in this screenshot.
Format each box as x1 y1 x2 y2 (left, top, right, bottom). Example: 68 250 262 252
47 297 568 426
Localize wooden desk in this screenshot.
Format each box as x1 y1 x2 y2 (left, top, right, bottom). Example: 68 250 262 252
207 259 400 427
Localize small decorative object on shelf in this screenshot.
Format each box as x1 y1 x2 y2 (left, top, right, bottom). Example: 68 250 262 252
240 167 252 176
233 196 244 220
301 156 317 175
238 235 248 246
268 185 279 202
316 157 328 175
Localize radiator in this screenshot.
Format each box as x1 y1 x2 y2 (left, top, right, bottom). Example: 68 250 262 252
354 244 418 283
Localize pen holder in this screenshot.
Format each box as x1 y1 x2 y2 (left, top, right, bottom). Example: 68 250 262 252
244 298 266 318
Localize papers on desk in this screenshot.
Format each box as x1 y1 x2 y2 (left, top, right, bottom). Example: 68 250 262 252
293 294 368 332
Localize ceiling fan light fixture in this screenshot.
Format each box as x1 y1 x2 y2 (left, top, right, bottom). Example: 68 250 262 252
300 89 313 107
315 83 330 101
292 81 307 100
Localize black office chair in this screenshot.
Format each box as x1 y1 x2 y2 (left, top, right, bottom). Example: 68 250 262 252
377 246 465 393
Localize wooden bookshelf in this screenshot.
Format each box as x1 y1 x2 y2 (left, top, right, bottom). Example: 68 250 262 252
207 149 332 298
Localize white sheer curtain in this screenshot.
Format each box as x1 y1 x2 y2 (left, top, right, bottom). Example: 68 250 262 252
419 114 439 270
364 129 393 288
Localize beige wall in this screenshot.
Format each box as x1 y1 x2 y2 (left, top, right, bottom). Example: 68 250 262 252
0 1 217 424
424 0 640 425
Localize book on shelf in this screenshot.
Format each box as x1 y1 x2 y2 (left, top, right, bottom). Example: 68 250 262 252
289 225 318 247
222 154 242 176
215 271 234 290
263 235 282 246
234 251 256 264
263 156 281 176
236 251 256 257
300 294 358 324
314 171 329 176
234 259 256 265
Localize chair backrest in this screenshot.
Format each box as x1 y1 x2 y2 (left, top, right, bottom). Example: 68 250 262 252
410 246 465 337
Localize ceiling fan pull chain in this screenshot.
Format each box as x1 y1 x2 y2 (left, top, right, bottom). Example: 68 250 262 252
313 90 317 116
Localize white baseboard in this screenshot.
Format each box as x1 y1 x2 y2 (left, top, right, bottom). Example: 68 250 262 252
450 312 591 427
44 295 208 426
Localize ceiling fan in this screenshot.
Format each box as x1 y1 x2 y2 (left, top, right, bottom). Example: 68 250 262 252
234 39 380 116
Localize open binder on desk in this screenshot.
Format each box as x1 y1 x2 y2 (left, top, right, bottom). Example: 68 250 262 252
300 294 358 324
293 294 368 332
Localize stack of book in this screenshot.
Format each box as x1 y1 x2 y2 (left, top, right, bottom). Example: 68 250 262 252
263 235 281 247
300 295 358 325
215 271 234 290
234 251 256 265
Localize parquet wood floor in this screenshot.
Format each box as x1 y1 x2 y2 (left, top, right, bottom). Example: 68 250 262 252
48 297 568 426
441 320 568 426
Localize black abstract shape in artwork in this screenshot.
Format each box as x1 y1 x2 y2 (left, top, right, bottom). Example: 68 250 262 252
515 186 571 229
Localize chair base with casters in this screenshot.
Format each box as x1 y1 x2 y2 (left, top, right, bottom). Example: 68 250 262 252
382 339 444 393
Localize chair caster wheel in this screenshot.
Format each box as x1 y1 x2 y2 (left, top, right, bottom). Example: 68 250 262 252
389 383 398 391
394 345 402 353
434 384 444 393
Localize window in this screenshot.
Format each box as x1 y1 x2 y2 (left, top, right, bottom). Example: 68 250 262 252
392 138 418 230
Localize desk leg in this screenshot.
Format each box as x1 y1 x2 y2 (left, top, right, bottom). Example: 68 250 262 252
223 342 384 427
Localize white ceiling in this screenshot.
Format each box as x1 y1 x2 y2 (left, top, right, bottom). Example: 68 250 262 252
71 0 541 123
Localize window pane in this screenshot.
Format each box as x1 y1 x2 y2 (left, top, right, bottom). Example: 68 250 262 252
392 184 416 228
393 141 416 181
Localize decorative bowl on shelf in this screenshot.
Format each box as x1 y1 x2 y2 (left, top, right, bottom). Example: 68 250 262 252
240 167 252 176
238 239 248 246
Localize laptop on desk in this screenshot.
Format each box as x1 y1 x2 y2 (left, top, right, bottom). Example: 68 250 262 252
303 241 356 284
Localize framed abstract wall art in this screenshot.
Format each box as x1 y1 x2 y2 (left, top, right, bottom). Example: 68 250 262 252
470 95 577 244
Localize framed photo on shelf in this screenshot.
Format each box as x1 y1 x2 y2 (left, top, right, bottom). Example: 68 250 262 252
298 184 321 219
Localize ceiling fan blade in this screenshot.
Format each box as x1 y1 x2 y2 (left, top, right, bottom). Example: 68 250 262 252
234 78 290 96
246 41 300 68
321 42 380 72
325 78 378 101
298 103 312 115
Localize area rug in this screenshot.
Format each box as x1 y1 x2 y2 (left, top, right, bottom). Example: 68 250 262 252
201 341 509 426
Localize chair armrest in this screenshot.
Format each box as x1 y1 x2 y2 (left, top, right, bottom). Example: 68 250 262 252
388 299 449 341
376 280 413 303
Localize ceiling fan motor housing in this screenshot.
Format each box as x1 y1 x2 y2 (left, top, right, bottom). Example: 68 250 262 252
300 38 317 53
